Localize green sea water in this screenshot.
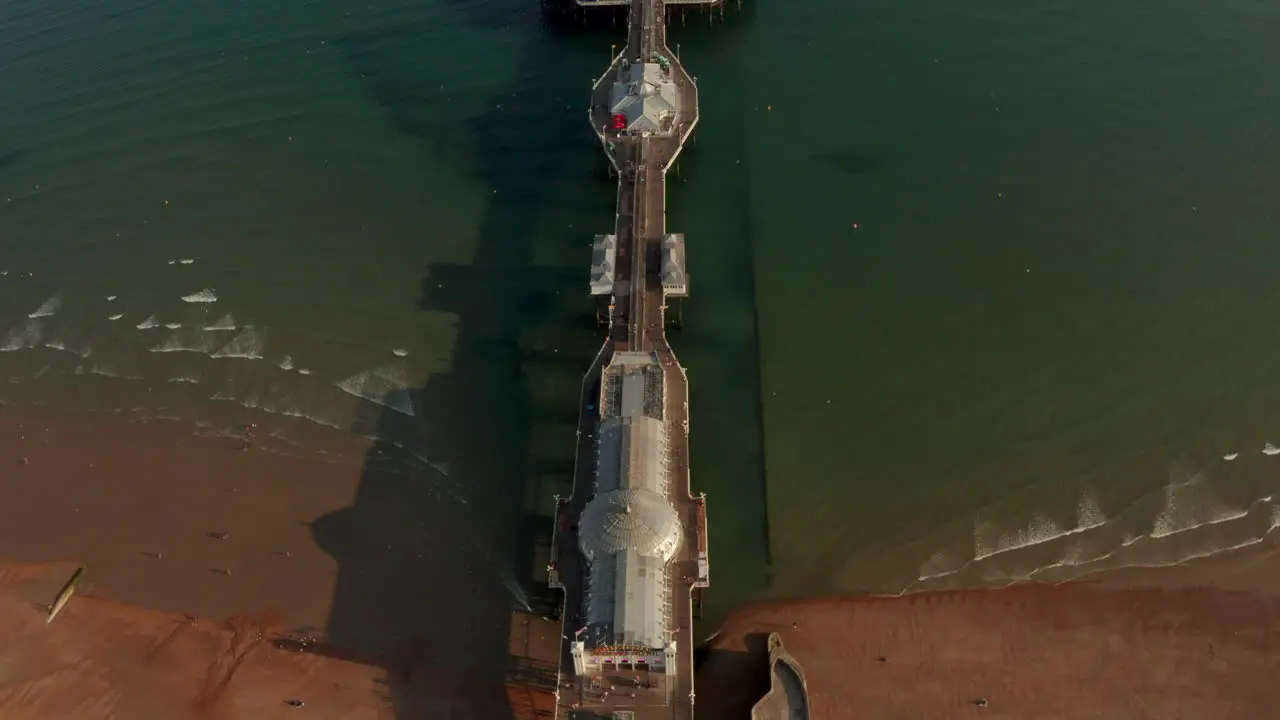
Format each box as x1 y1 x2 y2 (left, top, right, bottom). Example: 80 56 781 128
2 0 1280 639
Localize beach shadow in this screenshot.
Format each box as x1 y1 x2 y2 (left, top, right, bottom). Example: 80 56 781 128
311 5 619 719
693 631 773 717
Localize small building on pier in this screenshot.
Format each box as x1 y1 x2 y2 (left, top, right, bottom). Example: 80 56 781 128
661 233 688 298
609 62 680 135
590 233 618 297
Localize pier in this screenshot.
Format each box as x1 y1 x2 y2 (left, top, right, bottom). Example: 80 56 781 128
546 0 716 716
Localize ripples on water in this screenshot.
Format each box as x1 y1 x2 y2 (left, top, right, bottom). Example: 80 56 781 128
0 0 478 469
0 285 431 464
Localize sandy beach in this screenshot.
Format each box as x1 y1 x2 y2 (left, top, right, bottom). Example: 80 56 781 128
0 560 562 719
0 405 548 718
697 550 1280 720
0 408 371 632
4 406 1280 719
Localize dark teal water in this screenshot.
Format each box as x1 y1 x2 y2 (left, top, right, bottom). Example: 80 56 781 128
3 0 1280 632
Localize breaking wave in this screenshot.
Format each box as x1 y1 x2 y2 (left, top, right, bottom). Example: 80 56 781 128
1014 500 1280 583
210 328 263 359
973 492 1107 561
203 314 236 331
136 315 158 330
151 329 217 354
182 288 217 303
337 363 416 416
28 295 61 319
1146 473 1258 540
1 320 43 351
916 472 1279 587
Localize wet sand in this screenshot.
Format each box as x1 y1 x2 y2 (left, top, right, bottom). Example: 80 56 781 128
0 404 551 718
0 406 370 633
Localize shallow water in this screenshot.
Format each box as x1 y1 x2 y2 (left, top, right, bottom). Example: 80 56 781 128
3 0 1280 633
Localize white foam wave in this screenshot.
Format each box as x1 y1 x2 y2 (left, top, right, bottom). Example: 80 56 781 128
392 348 408 357
164 322 182 329
1150 480 1249 539
1152 507 1250 539
935 498 1280 589
108 313 124 321
28 295 61 319
1 320 43 351
298 368 311 375
1035 505 1280 582
168 375 200 384
136 315 158 330
917 551 960 581
178 258 195 265
151 330 216 354
90 367 142 380
1076 493 1106 530
202 314 235 331
278 355 294 371
210 329 263 360
1263 443 1280 457
973 493 1105 562
337 363 416 416
974 515 1068 561
182 288 217 303
277 407 342 430
1223 452 1238 461
106 295 117 301
44 340 66 351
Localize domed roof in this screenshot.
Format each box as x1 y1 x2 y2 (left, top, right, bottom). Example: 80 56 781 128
578 488 682 563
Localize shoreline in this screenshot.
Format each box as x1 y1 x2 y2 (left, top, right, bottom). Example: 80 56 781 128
6 553 1280 718
4 405 1280 717
697 562 1280 719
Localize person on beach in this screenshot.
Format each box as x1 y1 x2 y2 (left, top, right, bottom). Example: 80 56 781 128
241 423 257 451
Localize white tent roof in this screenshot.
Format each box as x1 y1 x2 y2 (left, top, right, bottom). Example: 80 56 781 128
609 62 679 133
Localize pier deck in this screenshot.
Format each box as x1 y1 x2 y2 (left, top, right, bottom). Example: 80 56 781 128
547 0 707 715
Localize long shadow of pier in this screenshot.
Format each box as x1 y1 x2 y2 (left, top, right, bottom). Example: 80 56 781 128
306 4 620 719
303 0 761 717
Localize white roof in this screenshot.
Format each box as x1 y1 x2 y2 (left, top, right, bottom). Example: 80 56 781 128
661 234 688 297
578 487 682 563
581 548 670 650
609 62 679 133
590 234 617 296
578 391 682 652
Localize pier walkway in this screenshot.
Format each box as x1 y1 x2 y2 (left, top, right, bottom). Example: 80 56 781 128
547 0 712 716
